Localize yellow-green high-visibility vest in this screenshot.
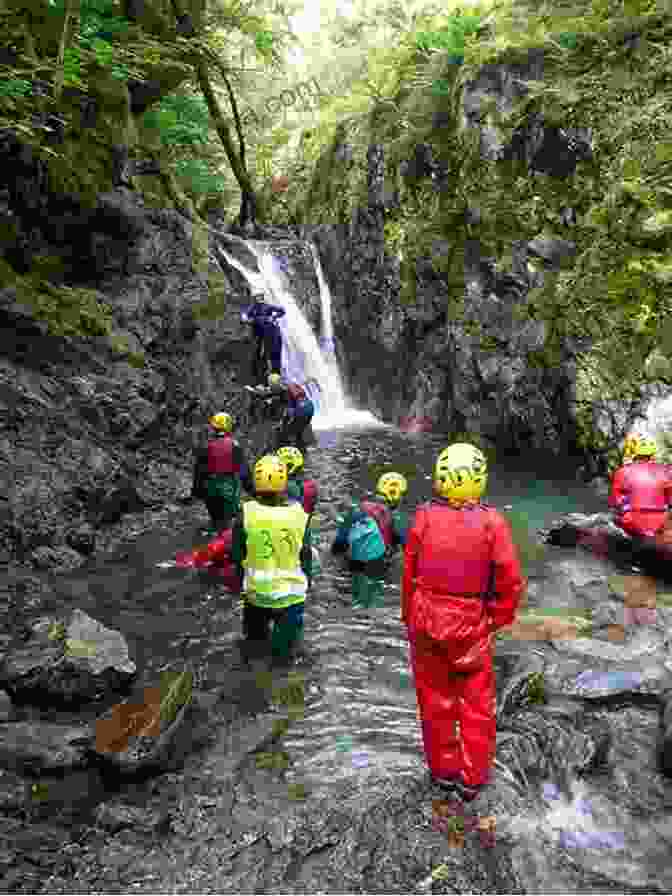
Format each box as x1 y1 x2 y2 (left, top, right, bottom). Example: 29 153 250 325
242 500 309 608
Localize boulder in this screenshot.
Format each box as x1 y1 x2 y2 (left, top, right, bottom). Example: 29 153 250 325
0 721 93 774
0 609 136 706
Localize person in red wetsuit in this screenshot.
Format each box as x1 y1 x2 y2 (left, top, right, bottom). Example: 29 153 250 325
402 443 525 803
609 435 672 538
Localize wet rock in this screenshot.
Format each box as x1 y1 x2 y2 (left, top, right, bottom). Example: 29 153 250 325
496 651 546 719
0 768 27 809
30 545 84 571
65 525 96 556
94 796 171 834
0 722 93 774
660 723 672 777
0 609 136 705
0 689 14 721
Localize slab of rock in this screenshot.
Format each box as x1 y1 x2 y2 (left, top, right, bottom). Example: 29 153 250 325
551 629 667 663
0 609 136 705
0 722 93 774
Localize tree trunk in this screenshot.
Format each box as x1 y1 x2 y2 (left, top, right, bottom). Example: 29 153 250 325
194 57 265 229
53 0 79 104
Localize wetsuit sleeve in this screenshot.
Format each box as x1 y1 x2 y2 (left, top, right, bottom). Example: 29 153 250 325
331 507 354 554
487 511 526 631
392 509 408 546
192 447 209 499
608 467 626 510
230 514 247 592
401 508 425 622
234 441 254 494
300 522 313 579
665 470 672 510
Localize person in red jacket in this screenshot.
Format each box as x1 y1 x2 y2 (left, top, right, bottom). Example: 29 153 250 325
609 436 672 538
191 412 254 531
402 443 525 803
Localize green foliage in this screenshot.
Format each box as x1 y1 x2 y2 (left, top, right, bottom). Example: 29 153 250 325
414 9 482 60
174 157 226 194
0 258 112 338
0 79 32 97
143 93 212 148
526 671 546 704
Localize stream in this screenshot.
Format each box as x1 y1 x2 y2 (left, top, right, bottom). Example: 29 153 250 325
8 425 671 894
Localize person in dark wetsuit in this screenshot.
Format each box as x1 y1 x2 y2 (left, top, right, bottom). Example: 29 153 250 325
241 296 286 384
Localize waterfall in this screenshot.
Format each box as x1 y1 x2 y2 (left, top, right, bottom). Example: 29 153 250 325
218 238 383 431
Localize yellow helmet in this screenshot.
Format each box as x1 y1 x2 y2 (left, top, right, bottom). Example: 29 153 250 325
634 436 657 459
254 454 288 494
209 412 233 433
623 431 642 460
376 472 408 506
434 442 487 501
268 372 282 387
277 445 304 475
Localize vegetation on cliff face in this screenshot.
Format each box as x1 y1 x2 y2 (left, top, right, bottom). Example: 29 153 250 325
254 0 671 456
0 0 306 333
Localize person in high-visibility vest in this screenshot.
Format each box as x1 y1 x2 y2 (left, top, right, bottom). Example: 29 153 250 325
230 455 313 661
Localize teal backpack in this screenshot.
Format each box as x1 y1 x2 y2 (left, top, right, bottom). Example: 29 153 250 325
348 512 386 562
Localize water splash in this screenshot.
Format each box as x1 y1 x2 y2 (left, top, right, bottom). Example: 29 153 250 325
218 239 384 430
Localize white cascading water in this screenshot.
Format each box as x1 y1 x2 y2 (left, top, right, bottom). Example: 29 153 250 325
218 239 383 430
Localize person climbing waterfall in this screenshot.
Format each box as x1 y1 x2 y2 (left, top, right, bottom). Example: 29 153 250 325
609 435 672 539
241 295 286 385
276 446 318 518
331 473 409 609
230 454 313 663
255 373 315 453
191 412 254 532
402 443 525 803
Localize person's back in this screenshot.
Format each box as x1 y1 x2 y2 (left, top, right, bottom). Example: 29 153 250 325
231 455 313 662
332 473 408 607
192 412 252 531
609 437 671 537
402 443 524 803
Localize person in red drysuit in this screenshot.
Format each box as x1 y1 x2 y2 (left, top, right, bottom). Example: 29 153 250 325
402 443 525 802
609 435 672 538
